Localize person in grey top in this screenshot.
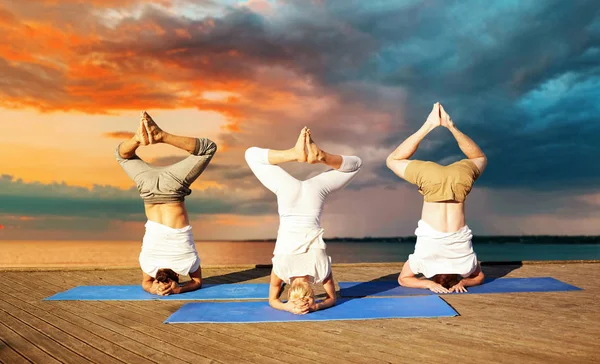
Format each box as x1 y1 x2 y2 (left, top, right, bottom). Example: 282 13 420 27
115 111 217 296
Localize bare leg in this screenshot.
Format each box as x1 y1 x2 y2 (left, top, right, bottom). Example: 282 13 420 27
142 112 198 154
267 127 308 165
440 105 486 159
118 118 150 159
387 103 440 162
305 129 343 170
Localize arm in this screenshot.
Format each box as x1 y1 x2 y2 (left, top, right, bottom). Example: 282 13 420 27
398 260 450 294
172 268 203 294
310 275 337 312
440 104 487 174
141 272 159 294
450 264 484 293
386 103 441 180
267 271 309 314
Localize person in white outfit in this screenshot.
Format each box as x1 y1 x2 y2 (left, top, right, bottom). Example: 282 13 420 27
386 103 486 293
245 127 362 314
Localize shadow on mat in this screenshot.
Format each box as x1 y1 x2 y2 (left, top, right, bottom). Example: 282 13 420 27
480 261 523 281
202 265 272 285
335 261 524 302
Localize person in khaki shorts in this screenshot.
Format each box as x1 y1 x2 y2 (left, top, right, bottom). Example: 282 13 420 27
115 112 217 296
386 103 487 294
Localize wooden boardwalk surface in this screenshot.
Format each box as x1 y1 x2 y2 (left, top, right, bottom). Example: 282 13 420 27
1 262 599 363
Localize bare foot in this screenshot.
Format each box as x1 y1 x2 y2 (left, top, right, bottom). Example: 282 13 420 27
306 129 326 164
295 127 308 162
135 120 150 146
141 111 165 144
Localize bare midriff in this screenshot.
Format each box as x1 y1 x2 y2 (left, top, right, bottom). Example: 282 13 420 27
144 202 190 229
420 201 466 233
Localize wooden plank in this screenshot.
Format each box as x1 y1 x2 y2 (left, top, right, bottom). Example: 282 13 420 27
1 264 599 364
0 338 31 364
0 319 63 364
4 276 205 364
2 289 156 364
0 297 122 364
33 273 299 364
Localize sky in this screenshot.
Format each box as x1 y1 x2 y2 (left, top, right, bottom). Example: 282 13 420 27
1 0 599 240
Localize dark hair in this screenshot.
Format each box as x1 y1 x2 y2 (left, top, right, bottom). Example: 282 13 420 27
155 268 179 283
431 274 460 289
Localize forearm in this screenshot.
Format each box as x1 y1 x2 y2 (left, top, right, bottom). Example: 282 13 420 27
460 274 484 287
142 281 157 294
314 296 336 311
448 126 485 159
119 138 141 159
269 298 289 312
399 276 433 289
176 280 202 294
387 123 435 161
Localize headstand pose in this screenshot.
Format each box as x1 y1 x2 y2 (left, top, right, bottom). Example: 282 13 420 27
115 112 217 296
245 128 362 314
387 103 486 293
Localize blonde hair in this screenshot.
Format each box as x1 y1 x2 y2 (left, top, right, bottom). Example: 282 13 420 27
288 280 314 301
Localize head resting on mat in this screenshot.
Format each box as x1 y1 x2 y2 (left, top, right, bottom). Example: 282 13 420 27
288 278 315 305
155 268 180 284
431 274 460 289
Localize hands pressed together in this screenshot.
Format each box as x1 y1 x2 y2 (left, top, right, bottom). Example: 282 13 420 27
425 102 455 130
152 280 181 296
285 298 317 315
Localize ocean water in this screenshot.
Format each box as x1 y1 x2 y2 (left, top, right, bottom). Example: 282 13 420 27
197 238 600 265
1 238 598 267
323 241 600 264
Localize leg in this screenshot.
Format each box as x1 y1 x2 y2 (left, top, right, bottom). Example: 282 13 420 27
305 130 362 195
386 103 440 179
244 128 307 194
115 120 153 181
163 138 217 187
139 112 217 186
142 111 204 154
440 104 487 174
245 147 300 195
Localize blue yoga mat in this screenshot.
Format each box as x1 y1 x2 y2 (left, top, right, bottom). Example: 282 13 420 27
44 284 269 301
339 277 582 297
164 296 457 323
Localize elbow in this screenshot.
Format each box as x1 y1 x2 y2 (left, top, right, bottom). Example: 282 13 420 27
398 276 407 287
476 271 485 285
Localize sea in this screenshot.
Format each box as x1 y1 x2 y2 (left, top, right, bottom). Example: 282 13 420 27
1 236 598 268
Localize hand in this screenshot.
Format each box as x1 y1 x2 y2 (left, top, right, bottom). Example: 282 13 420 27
449 281 468 293
426 281 451 294
308 301 318 312
439 104 455 129
156 281 178 296
425 102 441 129
285 299 309 315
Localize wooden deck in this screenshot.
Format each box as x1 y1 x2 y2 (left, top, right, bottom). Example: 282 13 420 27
1 262 599 364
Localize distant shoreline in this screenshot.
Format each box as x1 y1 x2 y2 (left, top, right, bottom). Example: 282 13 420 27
1 235 600 243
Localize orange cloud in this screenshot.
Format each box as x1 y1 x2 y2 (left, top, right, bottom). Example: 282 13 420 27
103 131 135 139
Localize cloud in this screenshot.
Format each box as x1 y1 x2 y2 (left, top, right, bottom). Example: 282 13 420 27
103 131 135 139
2 1 600 238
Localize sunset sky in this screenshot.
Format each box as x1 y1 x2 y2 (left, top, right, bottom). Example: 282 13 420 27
1 0 599 240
